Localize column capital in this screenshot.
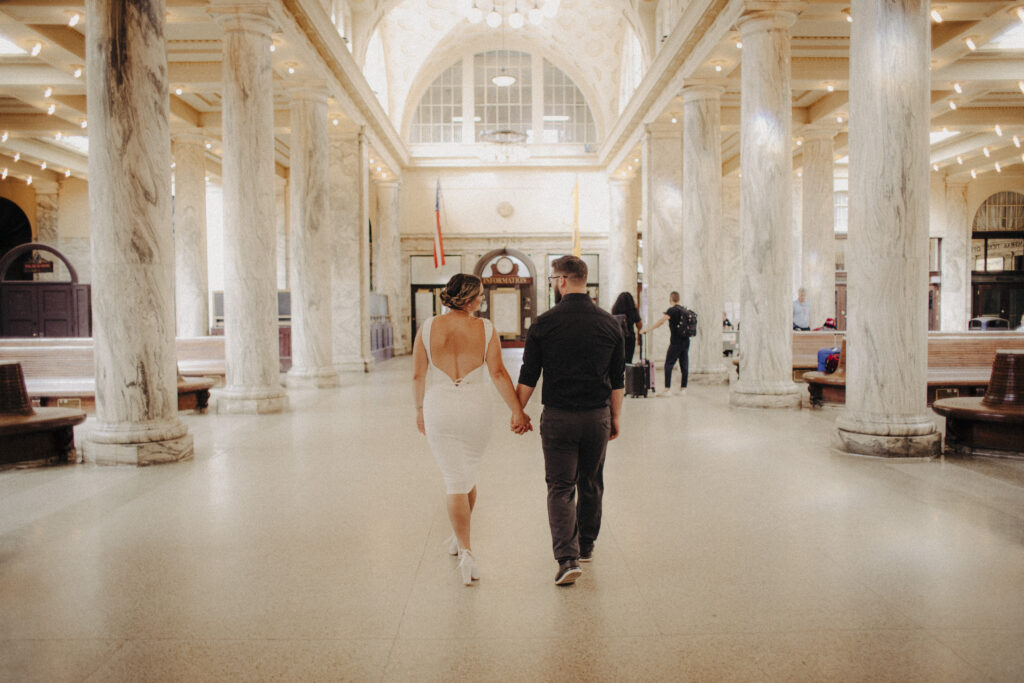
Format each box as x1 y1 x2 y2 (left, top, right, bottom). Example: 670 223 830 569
608 175 634 187
798 125 839 143
208 2 278 34
737 4 801 35
681 83 724 103
373 177 401 189
32 178 60 195
944 177 970 190
171 129 208 147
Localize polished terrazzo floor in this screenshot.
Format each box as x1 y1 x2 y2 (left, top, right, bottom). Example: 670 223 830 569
2 353 1023 681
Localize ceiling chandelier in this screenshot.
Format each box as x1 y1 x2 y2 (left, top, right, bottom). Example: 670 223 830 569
467 0 560 28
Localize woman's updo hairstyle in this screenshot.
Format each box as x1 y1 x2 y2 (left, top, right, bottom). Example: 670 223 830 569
440 273 483 311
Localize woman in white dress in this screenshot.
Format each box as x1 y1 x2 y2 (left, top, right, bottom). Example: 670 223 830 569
413 274 532 585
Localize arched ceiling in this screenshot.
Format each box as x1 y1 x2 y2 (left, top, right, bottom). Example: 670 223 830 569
349 0 649 137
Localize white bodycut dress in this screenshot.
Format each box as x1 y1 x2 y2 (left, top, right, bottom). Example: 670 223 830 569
422 316 495 494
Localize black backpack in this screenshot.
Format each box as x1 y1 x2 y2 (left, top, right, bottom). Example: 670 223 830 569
670 306 698 338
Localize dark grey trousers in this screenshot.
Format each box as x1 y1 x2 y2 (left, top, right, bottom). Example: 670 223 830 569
539 406 611 562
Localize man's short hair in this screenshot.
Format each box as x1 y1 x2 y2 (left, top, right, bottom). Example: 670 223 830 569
670 291 680 303
551 255 588 282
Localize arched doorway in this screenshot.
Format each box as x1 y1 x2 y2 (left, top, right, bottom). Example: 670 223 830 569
0 197 33 282
0 242 91 337
971 191 1024 327
474 248 537 347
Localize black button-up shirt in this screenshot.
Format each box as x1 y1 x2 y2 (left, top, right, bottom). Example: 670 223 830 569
518 293 625 410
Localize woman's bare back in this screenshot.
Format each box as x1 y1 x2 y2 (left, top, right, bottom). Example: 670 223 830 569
429 314 487 383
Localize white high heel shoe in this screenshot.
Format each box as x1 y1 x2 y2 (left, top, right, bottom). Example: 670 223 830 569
458 549 479 585
445 534 459 556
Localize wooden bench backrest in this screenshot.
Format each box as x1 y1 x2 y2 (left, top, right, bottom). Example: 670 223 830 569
792 331 843 359
0 346 96 380
927 334 1024 369
175 336 225 360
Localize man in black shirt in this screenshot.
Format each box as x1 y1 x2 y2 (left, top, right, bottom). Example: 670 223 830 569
516 255 625 585
641 291 691 396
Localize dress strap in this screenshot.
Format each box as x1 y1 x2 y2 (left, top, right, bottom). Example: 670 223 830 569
481 318 493 360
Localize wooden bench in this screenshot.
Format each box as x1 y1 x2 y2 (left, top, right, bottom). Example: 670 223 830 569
933 350 1024 458
0 343 214 413
0 361 87 467
174 336 227 380
732 330 844 380
803 333 1024 407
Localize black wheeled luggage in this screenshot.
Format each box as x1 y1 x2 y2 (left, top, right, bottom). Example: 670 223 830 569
625 339 655 398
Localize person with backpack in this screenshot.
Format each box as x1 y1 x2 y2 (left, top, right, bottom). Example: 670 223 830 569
639 291 697 397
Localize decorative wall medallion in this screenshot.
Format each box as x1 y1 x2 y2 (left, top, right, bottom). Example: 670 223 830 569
497 201 514 218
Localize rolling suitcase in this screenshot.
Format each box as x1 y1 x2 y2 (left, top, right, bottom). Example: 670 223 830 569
625 338 655 398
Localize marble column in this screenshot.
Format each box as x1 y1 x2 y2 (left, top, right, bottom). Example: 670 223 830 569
607 176 637 304
330 127 373 372
210 3 287 413
941 179 971 331
285 85 338 388
373 178 406 354
729 8 801 409
641 123 683 365
33 178 61 282
835 0 940 457
172 132 210 337
682 84 728 384
800 128 837 329
276 175 288 291
34 179 59 245
83 0 192 465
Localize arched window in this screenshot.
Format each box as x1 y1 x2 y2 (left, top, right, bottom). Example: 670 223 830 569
364 29 388 112
409 51 597 147
618 28 644 114
410 61 463 144
972 191 1024 273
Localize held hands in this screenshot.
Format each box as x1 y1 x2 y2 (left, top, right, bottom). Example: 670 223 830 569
510 409 533 435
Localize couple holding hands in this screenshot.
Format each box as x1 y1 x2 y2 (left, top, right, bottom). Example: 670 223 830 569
413 256 626 586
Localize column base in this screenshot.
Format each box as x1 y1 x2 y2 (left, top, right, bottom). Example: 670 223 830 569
334 358 372 373
729 380 801 408
286 367 340 388
688 369 730 385
834 428 941 458
834 412 941 458
85 433 194 466
213 386 289 414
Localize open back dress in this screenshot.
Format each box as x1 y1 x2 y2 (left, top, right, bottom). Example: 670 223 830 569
421 316 495 494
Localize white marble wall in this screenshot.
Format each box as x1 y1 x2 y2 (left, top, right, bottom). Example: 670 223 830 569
330 128 372 372
730 10 801 408
801 129 837 328
83 0 192 465
172 132 210 337
642 123 683 365
835 0 939 456
373 179 405 353
682 85 727 384
941 179 970 331
607 176 638 303
210 4 287 414
286 86 338 388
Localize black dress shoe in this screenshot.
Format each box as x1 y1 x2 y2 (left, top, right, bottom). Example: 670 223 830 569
555 561 582 585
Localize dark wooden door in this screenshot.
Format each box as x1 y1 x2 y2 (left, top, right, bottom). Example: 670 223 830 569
0 284 79 337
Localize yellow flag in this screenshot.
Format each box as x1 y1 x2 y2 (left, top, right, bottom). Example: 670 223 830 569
571 178 581 257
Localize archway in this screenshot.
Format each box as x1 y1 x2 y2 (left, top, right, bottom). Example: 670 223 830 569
0 242 91 337
474 248 537 347
970 191 1024 327
0 197 33 282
